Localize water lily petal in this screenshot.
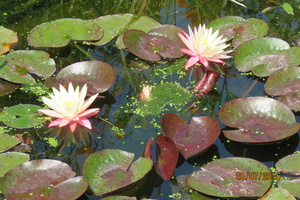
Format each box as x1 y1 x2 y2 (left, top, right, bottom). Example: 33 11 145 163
38 109 64 118
186 56 200 69
48 118 63 127
82 93 99 111
77 108 100 118
69 121 78 132
76 117 92 129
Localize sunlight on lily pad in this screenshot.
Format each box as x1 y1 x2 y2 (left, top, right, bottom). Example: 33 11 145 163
275 153 300 175
0 26 18 55
0 134 22 153
259 188 296 200
0 152 29 177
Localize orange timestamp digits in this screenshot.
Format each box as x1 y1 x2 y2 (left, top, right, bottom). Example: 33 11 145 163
235 172 281 180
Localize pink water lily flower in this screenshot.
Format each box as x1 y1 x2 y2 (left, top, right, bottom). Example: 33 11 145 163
178 24 232 69
38 82 99 133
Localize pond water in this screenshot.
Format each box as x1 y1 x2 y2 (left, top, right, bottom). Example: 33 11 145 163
1 0 300 199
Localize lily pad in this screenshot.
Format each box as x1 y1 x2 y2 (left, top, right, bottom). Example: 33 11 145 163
275 153 300 175
0 104 46 129
0 78 20 96
0 26 18 55
144 134 179 180
0 159 88 199
0 133 21 153
0 50 56 84
123 25 185 61
93 14 161 48
101 196 137 200
218 97 300 143
234 37 300 77
186 157 272 198
28 18 103 48
0 152 29 177
160 113 220 159
277 177 300 198
83 149 152 195
46 60 115 94
265 67 300 96
259 188 296 200
277 92 300 111
208 16 268 47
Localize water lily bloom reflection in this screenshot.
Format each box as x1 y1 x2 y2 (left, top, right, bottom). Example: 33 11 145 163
178 24 232 69
38 83 99 133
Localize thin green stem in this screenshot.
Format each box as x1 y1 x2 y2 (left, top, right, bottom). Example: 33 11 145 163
74 43 96 60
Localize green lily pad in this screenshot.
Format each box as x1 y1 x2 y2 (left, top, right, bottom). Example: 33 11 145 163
277 178 300 198
275 153 300 175
0 159 88 199
93 14 161 48
234 37 300 77
0 134 21 153
28 18 103 48
0 152 29 177
259 188 296 200
187 157 272 198
208 16 268 47
0 50 55 84
83 149 152 196
265 67 300 96
218 97 299 143
0 26 18 55
45 60 115 94
0 104 46 129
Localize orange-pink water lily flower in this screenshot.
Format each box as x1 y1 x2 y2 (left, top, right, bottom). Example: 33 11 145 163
178 24 232 69
38 83 99 132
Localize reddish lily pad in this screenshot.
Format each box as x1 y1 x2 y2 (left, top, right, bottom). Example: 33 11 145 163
28 18 103 48
160 113 220 159
144 134 179 180
275 153 300 175
45 60 115 94
0 79 19 96
186 157 272 198
0 26 18 55
234 37 300 77
0 159 88 199
101 196 137 200
83 149 152 195
259 188 296 200
123 25 185 61
277 92 300 111
0 50 55 84
218 97 300 143
277 177 300 198
265 67 300 96
208 16 268 47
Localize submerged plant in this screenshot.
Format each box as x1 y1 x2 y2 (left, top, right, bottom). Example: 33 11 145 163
38 82 100 133
178 24 232 69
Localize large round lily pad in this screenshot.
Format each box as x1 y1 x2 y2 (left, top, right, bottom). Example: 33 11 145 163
275 153 300 175
218 97 300 143
28 18 103 48
234 37 300 77
124 25 185 61
160 113 220 158
83 149 152 195
0 159 88 199
208 16 268 47
187 157 272 198
46 60 115 94
0 50 55 84
0 104 47 129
